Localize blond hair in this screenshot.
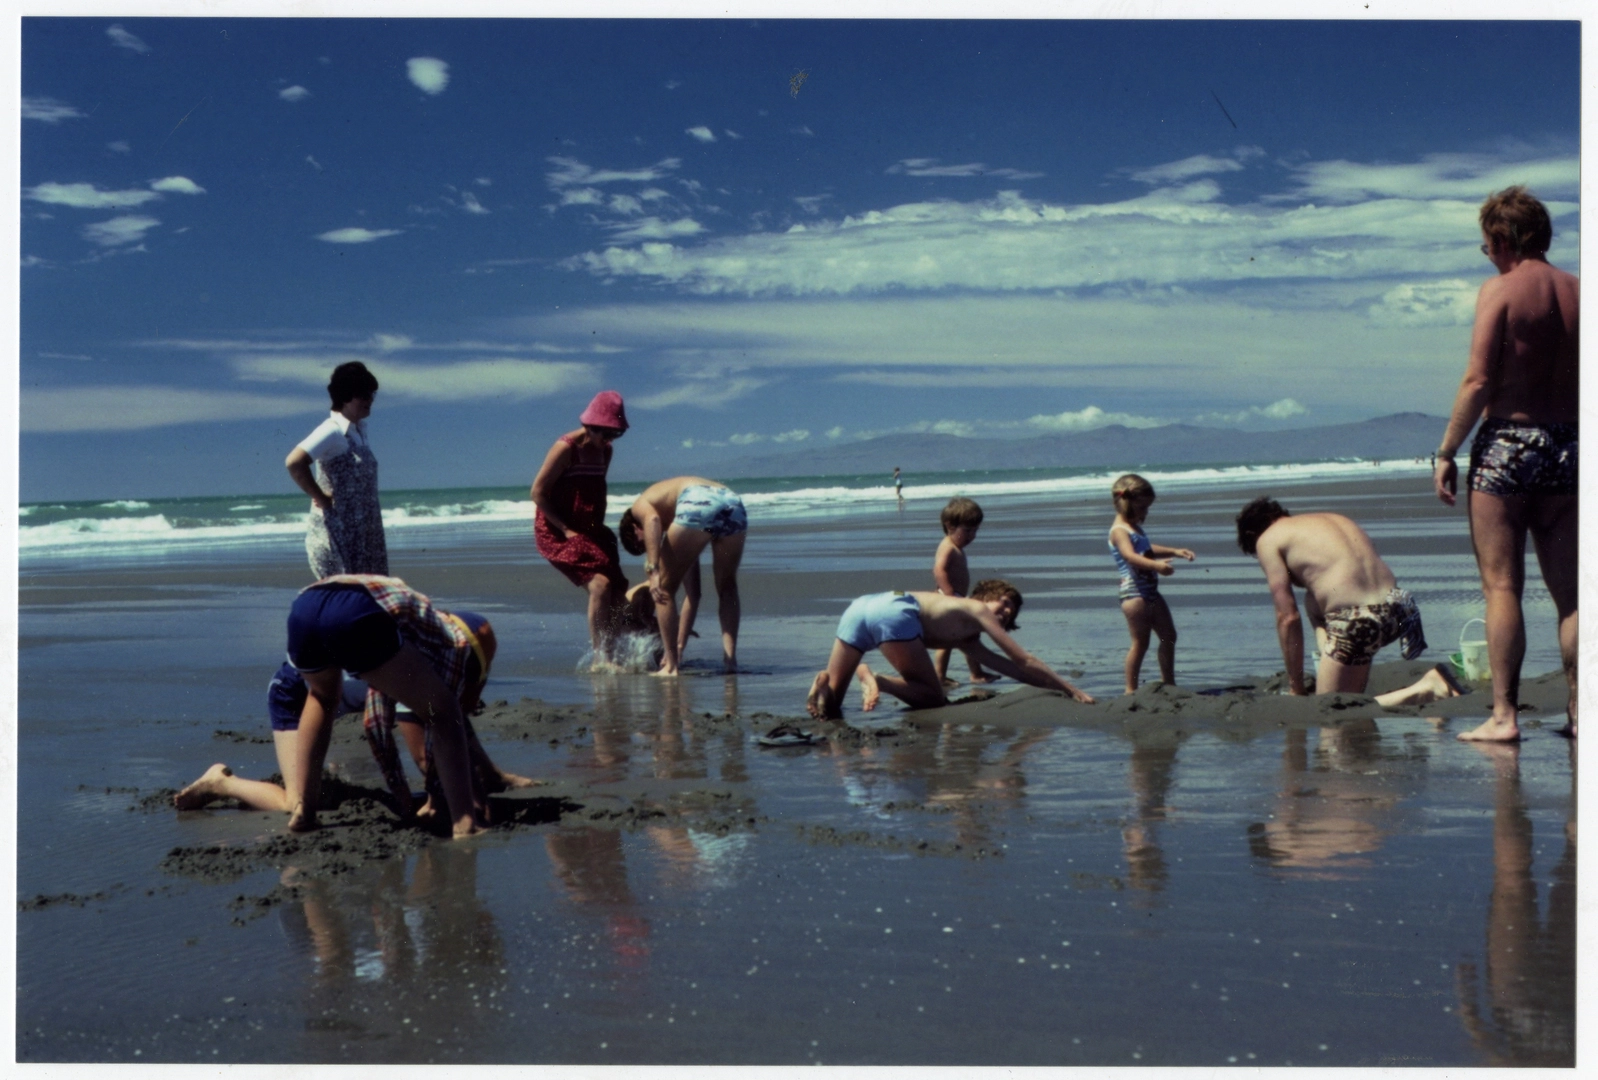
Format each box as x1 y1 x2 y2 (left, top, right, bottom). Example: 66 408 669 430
1111 473 1155 514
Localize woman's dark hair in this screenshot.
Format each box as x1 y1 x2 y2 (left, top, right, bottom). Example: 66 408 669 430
328 361 379 410
1236 497 1289 555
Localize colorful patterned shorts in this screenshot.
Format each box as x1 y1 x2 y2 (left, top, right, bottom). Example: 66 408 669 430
1468 418 1578 497
1322 588 1427 666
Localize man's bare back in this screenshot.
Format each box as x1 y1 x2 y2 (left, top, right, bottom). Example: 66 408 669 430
1256 514 1397 613
1476 258 1579 423
907 590 999 649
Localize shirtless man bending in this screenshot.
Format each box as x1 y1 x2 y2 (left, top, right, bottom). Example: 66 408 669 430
1236 499 1465 707
1434 186 1578 742
806 580 1095 719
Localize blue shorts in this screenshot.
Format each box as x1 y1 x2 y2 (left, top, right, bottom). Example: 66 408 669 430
267 663 369 731
286 583 402 676
836 592 923 653
675 485 748 538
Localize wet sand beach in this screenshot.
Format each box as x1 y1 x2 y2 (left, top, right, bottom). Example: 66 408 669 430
16 472 1576 1065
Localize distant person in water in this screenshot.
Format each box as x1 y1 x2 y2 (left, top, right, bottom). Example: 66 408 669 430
806 580 1095 720
1433 186 1578 742
1108 474 1195 694
531 391 630 660
618 476 747 675
174 604 536 826
1236 498 1465 708
893 466 903 500
286 361 388 578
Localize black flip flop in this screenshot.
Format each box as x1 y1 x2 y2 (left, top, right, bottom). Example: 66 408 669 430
1432 662 1470 697
757 723 822 747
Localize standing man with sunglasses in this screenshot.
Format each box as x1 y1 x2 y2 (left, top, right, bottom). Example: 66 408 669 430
1434 187 1579 742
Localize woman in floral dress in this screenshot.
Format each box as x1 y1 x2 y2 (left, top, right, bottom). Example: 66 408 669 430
286 362 388 578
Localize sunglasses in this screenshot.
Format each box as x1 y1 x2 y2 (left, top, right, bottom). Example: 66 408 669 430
592 426 625 440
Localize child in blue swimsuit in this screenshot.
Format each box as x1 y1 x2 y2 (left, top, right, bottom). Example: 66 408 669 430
1108 474 1195 694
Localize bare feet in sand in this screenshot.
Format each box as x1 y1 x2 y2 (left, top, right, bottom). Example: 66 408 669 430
857 664 880 711
1556 717 1577 739
1416 663 1467 701
940 676 961 690
1457 714 1523 743
806 672 839 720
969 672 1000 685
452 817 486 839
287 801 319 833
173 763 232 810
496 770 542 789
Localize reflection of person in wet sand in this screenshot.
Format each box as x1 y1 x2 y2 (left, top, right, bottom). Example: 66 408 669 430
1433 187 1579 743
1236 498 1466 708
618 476 747 675
1453 742 1574 1066
1121 728 1186 898
174 589 535 836
806 580 1095 719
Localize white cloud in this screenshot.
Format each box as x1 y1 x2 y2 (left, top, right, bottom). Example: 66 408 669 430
639 187 670 202
1024 405 1166 432
728 432 763 445
687 126 717 143
886 158 1043 179
406 57 450 95
1195 398 1309 425
1128 153 1248 185
23 387 312 432
546 157 681 189
773 429 809 442
25 182 160 209
82 215 159 246
366 333 413 352
559 187 605 207
794 195 830 214
724 130 742 140
1287 153 1579 203
476 177 492 186
792 126 814 136
150 176 205 195
230 354 596 401
106 24 150 53
279 85 311 102
316 227 402 244
608 194 643 216
306 155 324 173
630 376 765 410
826 427 844 439
107 140 131 154
606 217 705 242
1368 279 1478 327
22 96 85 123
461 191 489 215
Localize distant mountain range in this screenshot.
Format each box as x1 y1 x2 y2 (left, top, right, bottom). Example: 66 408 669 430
651 412 1448 480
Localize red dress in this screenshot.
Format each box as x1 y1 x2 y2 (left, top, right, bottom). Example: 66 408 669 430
534 434 627 588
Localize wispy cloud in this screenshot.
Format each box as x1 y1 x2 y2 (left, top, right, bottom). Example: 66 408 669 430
1194 398 1308 425
630 375 766 410
886 158 1043 179
1285 152 1579 203
545 156 682 189
1127 152 1255 185
24 182 160 209
107 140 131 154
22 96 85 123
606 217 704 242
686 126 716 143
150 176 205 195
230 355 597 401
726 429 809 446
82 215 159 247
23 387 312 432
1023 405 1166 432
460 191 489 215
106 24 150 54
316 227 402 244
279 85 311 102
1366 279 1477 327
406 57 450 95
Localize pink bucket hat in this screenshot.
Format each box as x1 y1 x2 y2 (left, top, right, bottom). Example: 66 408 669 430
579 390 628 432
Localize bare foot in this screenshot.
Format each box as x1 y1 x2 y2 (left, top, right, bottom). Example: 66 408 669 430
1424 663 1467 699
857 664 880 712
496 770 542 789
1457 715 1523 743
414 796 438 820
287 801 319 833
940 676 961 689
452 816 486 839
653 665 680 678
806 672 839 720
969 672 1000 685
173 763 233 810
1556 717 1577 739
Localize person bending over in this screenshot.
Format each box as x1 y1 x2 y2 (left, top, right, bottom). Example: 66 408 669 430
805 580 1095 720
619 476 747 675
174 607 536 825
1236 498 1465 708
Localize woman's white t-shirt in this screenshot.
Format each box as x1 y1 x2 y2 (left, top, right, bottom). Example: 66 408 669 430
296 412 367 463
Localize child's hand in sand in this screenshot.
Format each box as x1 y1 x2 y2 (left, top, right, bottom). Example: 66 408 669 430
857 664 880 711
1069 687 1096 704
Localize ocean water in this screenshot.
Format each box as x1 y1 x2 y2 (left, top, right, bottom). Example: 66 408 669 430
15 463 1575 1065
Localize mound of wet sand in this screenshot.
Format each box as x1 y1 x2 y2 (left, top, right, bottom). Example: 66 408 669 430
147 661 1564 909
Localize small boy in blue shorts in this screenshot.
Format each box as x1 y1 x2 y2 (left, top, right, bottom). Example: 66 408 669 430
805 581 1095 720
931 497 996 687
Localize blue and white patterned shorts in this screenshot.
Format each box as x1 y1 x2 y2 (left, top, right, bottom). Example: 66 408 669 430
675 485 749 538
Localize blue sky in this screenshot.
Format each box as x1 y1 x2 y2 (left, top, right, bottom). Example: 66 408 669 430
18 16 1581 500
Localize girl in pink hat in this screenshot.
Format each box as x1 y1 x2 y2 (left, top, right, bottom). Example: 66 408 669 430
530 391 631 659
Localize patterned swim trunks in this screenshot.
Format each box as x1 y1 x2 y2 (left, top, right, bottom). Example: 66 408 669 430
1468 417 1578 497
674 485 749 538
1322 588 1427 667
